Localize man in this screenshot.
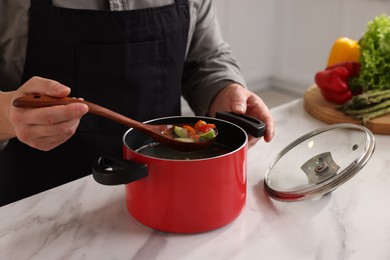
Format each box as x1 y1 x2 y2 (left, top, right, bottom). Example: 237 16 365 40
0 0 274 206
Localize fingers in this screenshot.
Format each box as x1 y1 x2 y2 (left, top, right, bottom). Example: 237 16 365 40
12 103 88 151
209 83 275 144
262 114 275 143
18 119 80 151
231 95 247 114
19 76 71 98
13 103 88 126
246 96 275 143
225 85 275 143
5 77 88 151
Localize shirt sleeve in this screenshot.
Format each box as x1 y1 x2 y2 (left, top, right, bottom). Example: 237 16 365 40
182 0 246 116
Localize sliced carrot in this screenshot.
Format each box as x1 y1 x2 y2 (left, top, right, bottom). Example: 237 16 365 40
183 125 196 137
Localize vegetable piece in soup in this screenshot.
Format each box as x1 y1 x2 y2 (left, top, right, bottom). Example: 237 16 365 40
173 120 217 143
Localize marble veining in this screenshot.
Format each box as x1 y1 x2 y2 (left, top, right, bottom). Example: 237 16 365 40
1 99 390 260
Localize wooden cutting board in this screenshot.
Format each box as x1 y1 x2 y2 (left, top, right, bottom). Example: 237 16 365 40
304 85 390 135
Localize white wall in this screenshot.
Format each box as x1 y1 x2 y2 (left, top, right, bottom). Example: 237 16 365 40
213 0 390 95
213 0 275 89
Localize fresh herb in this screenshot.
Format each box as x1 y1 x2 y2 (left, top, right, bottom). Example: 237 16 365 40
358 14 390 91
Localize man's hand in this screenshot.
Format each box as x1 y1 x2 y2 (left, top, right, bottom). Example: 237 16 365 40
208 83 275 147
0 76 88 151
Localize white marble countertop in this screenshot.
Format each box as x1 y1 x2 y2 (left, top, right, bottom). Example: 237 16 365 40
1 99 389 260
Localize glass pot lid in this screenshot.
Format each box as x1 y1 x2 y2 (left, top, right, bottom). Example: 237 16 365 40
264 123 375 202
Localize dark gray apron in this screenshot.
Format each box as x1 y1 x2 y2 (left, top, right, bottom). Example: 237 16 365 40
0 0 189 206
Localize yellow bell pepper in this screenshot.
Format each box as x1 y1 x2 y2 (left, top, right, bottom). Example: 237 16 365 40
327 37 360 66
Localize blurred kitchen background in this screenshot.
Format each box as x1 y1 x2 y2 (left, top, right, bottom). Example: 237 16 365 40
182 0 390 115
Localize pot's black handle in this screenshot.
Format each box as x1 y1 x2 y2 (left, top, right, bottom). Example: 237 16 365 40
92 154 148 185
215 111 266 138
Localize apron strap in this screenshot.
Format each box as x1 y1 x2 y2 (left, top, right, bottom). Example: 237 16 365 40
175 0 188 4
31 0 52 8
32 0 186 7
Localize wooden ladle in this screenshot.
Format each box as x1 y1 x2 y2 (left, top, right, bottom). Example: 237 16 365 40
13 95 217 151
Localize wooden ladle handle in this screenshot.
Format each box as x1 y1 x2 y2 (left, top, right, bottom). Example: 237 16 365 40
13 95 218 151
13 95 86 108
13 95 145 130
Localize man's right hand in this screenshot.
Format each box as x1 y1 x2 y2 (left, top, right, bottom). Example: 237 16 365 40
0 76 88 151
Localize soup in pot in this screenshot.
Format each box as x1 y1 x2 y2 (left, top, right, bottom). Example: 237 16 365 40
136 142 232 160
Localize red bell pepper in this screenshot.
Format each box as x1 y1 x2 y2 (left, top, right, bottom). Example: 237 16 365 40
315 62 361 104
194 120 216 133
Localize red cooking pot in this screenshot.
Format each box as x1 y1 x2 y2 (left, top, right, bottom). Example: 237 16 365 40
92 112 265 233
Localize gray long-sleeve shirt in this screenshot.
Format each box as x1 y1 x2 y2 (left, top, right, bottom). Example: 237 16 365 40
0 0 246 115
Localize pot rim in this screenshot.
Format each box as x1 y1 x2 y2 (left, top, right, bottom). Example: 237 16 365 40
122 115 248 162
